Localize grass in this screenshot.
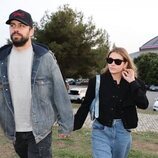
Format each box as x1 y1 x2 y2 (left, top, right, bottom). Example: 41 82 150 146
0 101 158 158
131 131 158 157
53 128 158 158
0 127 158 158
137 108 158 115
53 128 92 158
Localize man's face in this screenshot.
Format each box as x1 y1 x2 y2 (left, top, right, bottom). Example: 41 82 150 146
9 20 34 47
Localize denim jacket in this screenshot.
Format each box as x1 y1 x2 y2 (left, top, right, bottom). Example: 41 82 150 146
0 43 73 143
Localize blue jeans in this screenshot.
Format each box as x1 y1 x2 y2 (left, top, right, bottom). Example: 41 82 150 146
13 132 52 158
92 119 132 158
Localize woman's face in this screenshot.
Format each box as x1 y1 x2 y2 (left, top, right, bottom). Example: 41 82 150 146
107 52 127 75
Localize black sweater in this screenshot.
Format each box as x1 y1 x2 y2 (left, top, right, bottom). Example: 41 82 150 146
74 72 149 130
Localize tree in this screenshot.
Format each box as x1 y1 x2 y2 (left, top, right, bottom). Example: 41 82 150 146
34 5 109 79
134 53 158 85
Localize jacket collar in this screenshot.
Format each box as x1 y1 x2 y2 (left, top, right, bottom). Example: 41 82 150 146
0 42 49 60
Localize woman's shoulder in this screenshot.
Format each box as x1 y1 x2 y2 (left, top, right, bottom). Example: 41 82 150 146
134 78 147 90
136 78 145 85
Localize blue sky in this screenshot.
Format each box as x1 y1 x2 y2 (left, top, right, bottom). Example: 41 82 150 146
1 0 158 53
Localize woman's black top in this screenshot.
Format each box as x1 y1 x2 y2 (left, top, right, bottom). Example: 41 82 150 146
74 72 149 130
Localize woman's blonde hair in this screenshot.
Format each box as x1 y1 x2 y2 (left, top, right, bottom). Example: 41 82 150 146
103 47 137 77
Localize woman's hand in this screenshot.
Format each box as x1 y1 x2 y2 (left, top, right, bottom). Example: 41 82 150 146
58 133 70 139
122 69 135 83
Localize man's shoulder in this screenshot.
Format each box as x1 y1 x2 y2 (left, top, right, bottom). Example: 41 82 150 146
0 44 12 60
33 42 49 50
0 44 12 52
32 42 50 56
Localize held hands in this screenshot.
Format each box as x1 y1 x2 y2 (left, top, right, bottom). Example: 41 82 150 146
122 69 135 83
58 133 70 139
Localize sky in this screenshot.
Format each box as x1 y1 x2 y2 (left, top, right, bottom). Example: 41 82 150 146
1 0 158 53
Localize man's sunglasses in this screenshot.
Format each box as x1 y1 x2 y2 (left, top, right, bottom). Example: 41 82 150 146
106 57 125 65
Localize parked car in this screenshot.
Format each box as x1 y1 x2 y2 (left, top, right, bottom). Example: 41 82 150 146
65 78 76 85
149 85 158 91
69 87 87 103
153 98 158 111
76 79 89 86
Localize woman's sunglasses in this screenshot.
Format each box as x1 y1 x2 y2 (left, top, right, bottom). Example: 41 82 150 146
106 57 125 65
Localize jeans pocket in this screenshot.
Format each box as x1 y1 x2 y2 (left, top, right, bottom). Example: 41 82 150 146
126 129 131 133
92 120 104 130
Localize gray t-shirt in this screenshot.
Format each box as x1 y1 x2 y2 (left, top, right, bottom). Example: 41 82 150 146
8 46 34 132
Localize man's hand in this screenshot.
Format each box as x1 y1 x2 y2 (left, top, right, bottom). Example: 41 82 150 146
58 133 70 139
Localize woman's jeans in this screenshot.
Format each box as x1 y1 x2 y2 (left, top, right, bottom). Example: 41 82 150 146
92 119 132 158
13 131 52 158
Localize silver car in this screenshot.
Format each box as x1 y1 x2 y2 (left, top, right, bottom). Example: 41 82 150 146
149 85 158 91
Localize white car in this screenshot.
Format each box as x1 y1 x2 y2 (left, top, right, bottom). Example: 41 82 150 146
69 87 87 103
153 98 158 111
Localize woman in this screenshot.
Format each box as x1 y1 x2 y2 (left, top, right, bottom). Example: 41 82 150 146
73 47 149 158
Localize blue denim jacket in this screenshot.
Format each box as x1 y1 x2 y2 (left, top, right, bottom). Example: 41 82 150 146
0 43 73 143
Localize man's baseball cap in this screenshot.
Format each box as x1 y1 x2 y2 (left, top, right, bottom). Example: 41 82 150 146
6 9 33 27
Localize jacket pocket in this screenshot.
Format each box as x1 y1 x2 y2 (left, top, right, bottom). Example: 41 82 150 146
34 77 52 96
35 77 51 85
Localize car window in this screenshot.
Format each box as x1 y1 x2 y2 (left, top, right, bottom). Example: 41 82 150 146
69 90 79 95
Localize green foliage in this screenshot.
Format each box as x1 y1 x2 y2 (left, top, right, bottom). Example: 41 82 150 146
134 53 158 85
34 5 109 79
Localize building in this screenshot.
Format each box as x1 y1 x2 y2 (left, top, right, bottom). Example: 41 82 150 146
130 36 158 58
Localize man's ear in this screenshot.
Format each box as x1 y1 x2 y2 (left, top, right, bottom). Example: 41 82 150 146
30 27 34 37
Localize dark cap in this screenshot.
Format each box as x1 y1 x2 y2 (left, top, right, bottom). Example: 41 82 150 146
6 9 33 27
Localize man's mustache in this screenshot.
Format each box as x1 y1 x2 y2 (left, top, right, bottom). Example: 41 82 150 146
11 32 22 36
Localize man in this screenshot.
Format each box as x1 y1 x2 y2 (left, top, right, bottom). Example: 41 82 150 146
0 9 73 158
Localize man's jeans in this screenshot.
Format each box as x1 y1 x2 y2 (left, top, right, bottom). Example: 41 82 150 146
13 131 52 158
92 119 132 158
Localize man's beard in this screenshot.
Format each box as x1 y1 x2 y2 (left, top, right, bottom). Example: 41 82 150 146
11 33 29 47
